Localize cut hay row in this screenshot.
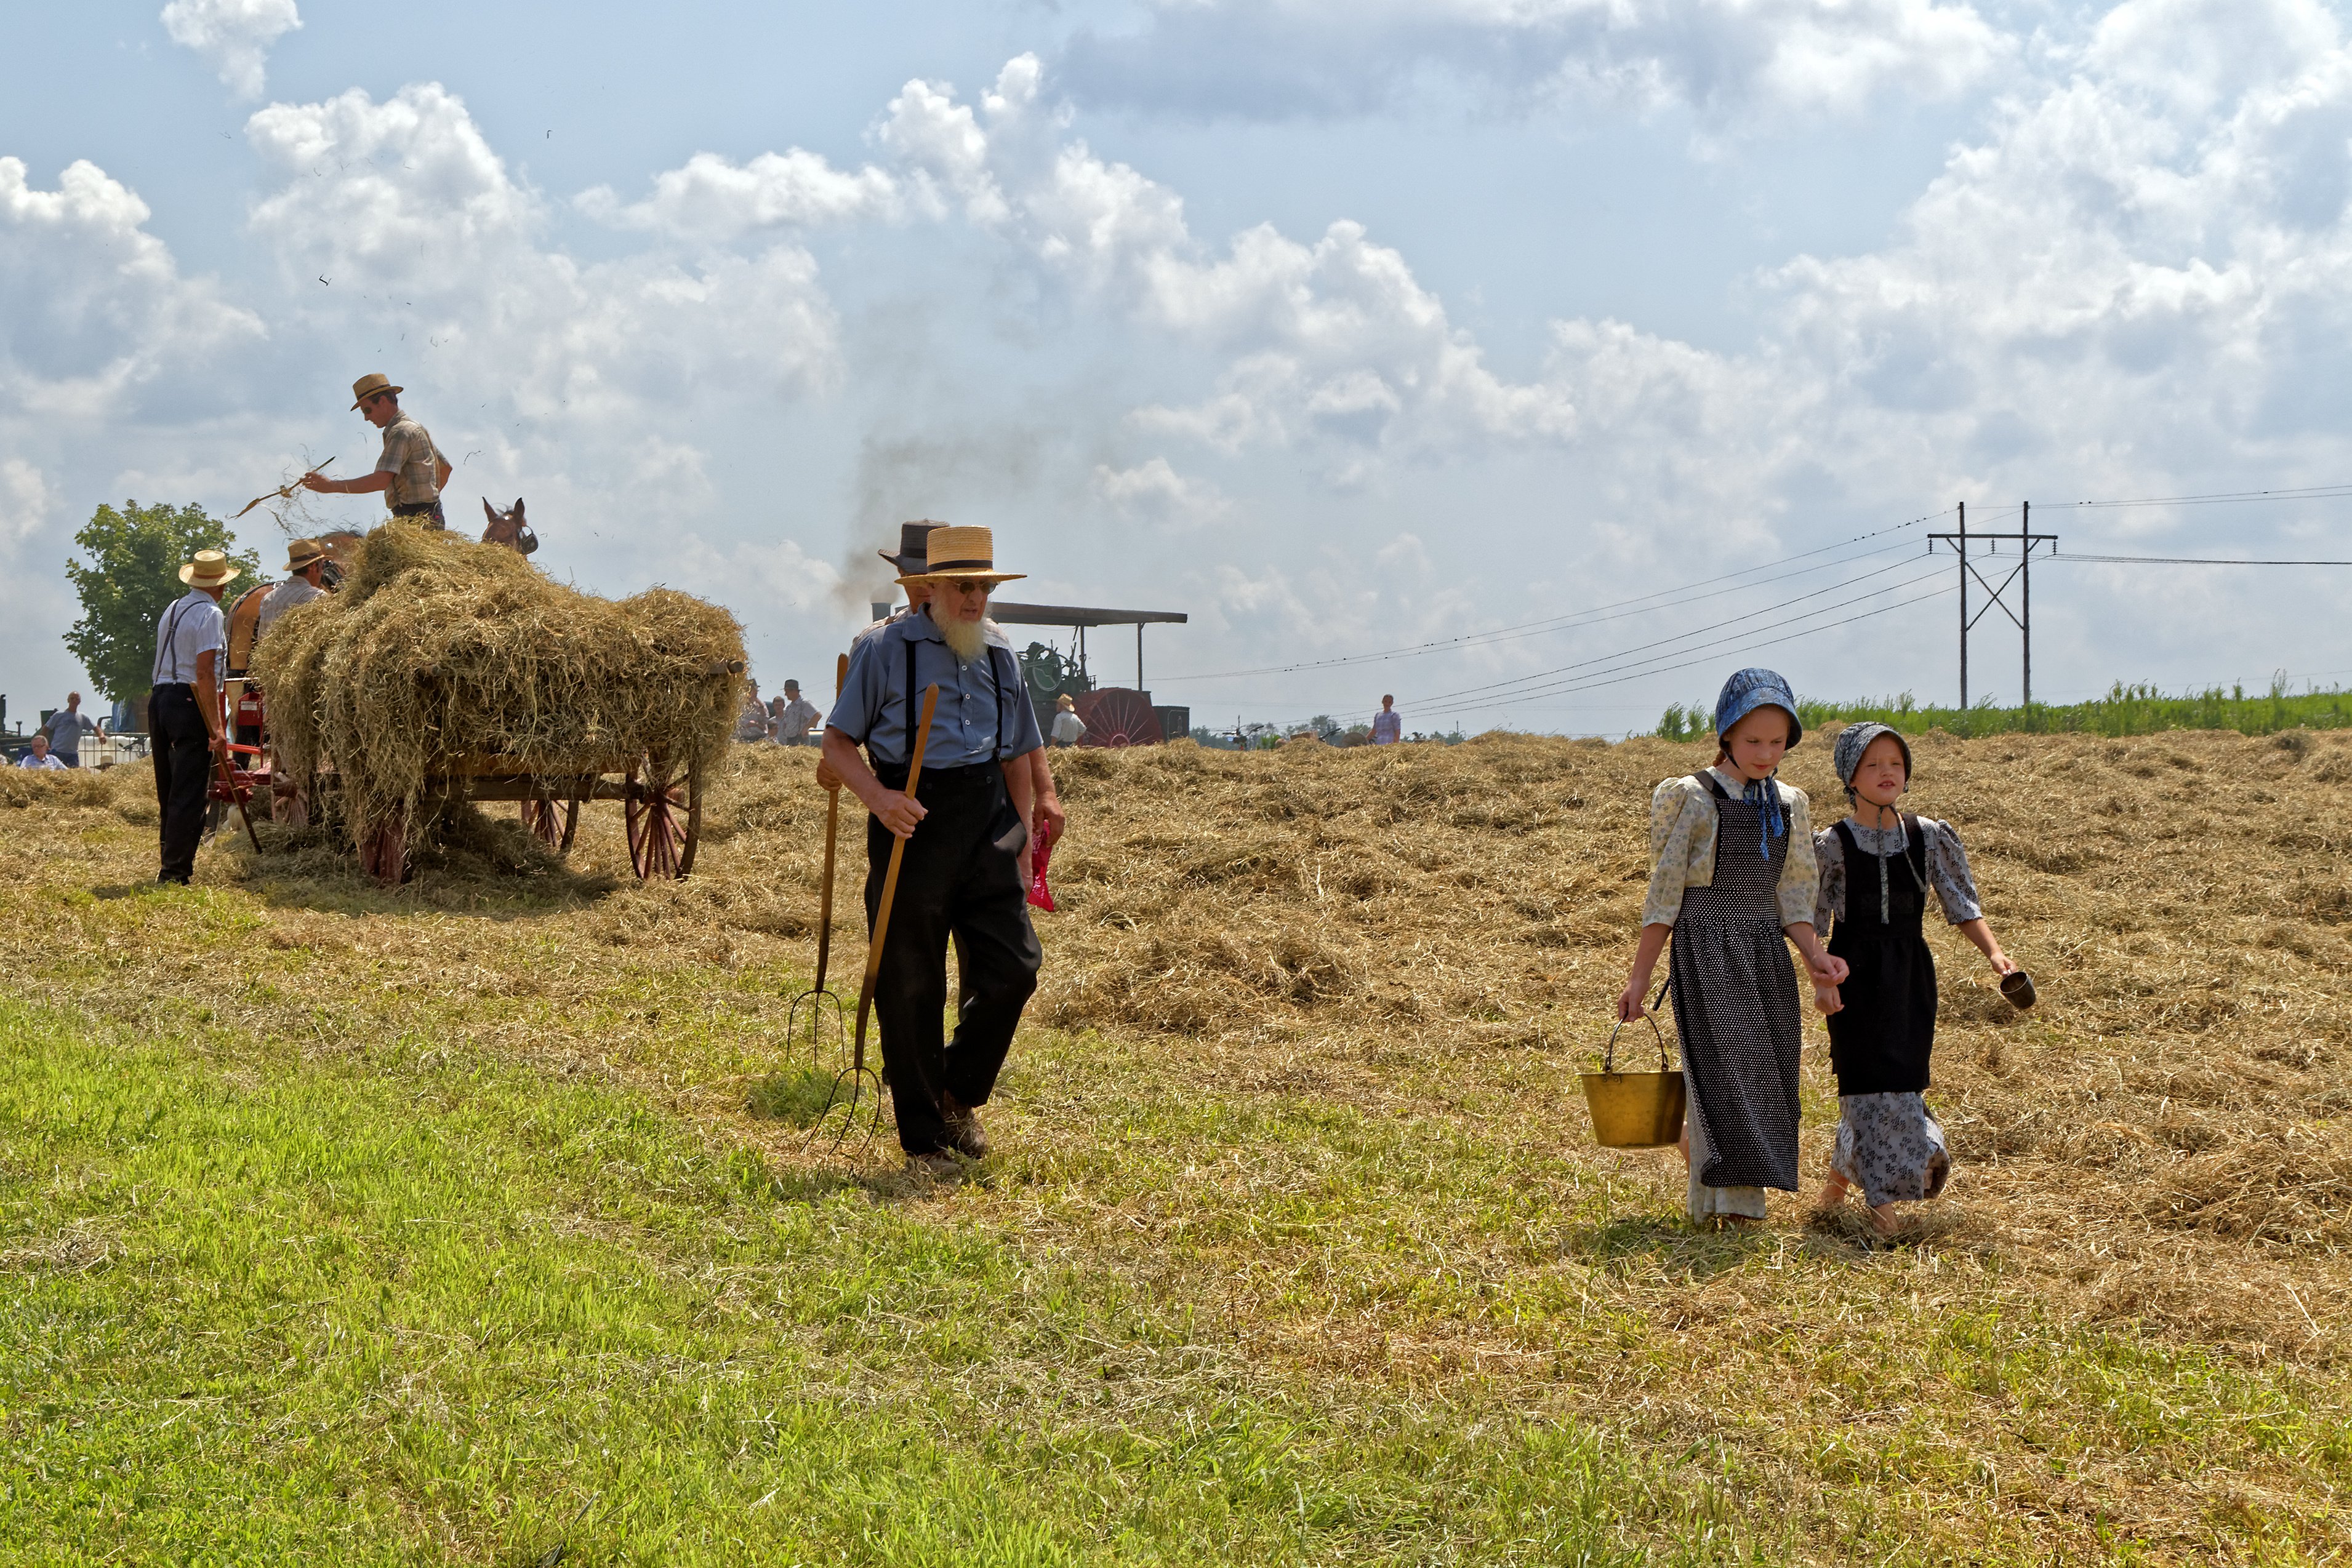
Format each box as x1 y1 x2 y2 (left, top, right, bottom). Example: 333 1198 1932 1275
249 522 745 841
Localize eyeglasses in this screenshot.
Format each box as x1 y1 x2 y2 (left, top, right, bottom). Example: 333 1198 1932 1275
939 579 990 597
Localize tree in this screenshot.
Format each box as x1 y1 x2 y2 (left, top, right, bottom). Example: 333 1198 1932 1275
63 502 260 703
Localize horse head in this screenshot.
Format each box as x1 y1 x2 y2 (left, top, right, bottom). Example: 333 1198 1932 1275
481 497 539 556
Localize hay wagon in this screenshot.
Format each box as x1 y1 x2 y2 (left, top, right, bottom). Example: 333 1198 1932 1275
249 524 748 889
347 738 716 886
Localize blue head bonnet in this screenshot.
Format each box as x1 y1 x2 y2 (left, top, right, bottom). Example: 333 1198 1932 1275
1713 667 1800 855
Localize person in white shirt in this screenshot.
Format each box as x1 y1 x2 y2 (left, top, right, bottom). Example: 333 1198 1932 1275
150 550 239 884
1050 694 1086 746
1369 694 1403 745
16 734 65 770
255 538 330 642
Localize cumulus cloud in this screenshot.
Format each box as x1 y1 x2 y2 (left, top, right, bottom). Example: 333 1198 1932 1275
577 150 900 241
0 156 262 419
160 0 301 100
1058 0 2011 124
244 84 843 427
876 58 1577 460
0 458 55 550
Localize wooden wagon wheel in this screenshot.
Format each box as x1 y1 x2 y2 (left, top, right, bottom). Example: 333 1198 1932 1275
1075 687 1165 748
627 756 689 880
519 790 578 854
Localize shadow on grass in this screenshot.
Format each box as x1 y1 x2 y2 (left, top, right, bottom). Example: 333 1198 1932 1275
1562 1214 1791 1280
227 807 622 918
747 1065 864 1129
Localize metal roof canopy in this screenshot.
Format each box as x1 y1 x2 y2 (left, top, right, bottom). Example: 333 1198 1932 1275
987 602 1187 628
987 602 1187 694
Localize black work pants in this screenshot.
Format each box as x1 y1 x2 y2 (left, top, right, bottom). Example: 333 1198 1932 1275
148 684 210 882
864 761 1040 1154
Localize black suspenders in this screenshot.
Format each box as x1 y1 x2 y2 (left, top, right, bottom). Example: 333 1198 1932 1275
895 635 1015 767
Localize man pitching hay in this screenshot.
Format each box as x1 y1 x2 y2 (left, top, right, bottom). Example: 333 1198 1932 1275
302 373 452 528
822 525 1046 1176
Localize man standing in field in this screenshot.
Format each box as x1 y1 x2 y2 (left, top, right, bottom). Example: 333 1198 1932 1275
301 373 453 528
774 680 822 746
42 692 103 767
821 526 1046 1177
150 550 239 884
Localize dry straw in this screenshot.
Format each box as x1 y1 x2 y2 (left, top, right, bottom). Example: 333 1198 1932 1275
250 522 745 843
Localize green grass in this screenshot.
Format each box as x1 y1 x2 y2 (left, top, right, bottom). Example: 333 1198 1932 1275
1655 679 2352 742
0 996 1724 1566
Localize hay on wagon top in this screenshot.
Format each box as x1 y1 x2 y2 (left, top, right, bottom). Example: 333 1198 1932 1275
250 521 747 844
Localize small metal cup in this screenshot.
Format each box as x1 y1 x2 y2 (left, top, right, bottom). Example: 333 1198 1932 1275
1999 969 2037 1010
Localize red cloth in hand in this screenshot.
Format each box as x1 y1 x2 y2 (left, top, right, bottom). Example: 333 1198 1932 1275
1027 816 1057 912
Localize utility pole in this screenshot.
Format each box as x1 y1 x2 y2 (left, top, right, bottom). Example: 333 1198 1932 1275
1930 503 2057 711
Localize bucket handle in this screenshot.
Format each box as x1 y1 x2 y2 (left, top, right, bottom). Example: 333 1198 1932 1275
1602 1012 1675 1076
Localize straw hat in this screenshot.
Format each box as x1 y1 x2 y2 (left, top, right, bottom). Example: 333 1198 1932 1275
878 520 945 574
895 524 1024 586
285 538 327 572
349 371 403 410
179 550 241 589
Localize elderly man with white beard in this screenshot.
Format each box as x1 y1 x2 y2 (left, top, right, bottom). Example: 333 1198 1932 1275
821 525 1047 1176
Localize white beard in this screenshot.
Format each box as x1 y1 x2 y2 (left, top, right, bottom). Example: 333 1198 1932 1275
936 612 987 665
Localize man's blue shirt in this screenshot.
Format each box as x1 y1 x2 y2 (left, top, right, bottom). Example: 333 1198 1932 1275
827 607 1044 769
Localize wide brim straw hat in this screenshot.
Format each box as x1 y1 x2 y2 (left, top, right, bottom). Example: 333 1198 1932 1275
179 549 242 589
1713 666 1802 746
895 524 1025 586
284 538 327 571
1832 721 1912 786
350 371 404 410
877 520 945 574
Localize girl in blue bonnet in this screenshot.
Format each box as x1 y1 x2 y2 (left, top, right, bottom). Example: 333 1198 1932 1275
1810 722 2018 1234
1618 668 1847 1226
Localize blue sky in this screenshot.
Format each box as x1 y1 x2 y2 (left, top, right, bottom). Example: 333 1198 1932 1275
4 0 2350 735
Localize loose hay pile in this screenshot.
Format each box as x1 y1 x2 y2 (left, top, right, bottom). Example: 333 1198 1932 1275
251 522 745 844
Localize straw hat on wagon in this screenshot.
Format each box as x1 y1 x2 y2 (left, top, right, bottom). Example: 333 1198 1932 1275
893 524 1025 587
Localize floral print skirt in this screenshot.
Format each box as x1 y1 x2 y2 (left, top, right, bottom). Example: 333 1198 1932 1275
1831 1092 1951 1207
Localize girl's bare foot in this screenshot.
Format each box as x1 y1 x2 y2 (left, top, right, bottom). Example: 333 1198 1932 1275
1867 1204 1902 1236
1815 1174 1850 1212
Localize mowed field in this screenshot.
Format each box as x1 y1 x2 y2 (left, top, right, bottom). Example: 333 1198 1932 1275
1 727 2346 1564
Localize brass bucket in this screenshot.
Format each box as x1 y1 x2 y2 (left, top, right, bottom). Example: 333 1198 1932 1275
1580 1015 1686 1149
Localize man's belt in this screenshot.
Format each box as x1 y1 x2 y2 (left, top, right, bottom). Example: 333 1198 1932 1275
391 499 447 526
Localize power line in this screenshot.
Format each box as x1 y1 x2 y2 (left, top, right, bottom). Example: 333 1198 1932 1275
2069 484 2352 509
1153 506 1953 684
1438 581 1960 719
2050 553 2352 566
1405 558 1950 709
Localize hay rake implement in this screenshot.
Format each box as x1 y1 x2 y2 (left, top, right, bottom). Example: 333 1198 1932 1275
816 682 939 1150
786 655 851 1073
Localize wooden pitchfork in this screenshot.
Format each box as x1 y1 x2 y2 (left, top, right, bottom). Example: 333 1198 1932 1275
785 654 851 1070
819 682 939 1148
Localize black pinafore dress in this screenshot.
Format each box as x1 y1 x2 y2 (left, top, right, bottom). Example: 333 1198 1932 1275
1668 775 1805 1193
1823 816 1937 1096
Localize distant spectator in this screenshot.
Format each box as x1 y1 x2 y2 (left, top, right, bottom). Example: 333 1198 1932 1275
1370 695 1403 745
42 692 102 767
256 538 331 641
17 734 65 770
1050 694 1086 747
774 679 822 746
736 679 774 743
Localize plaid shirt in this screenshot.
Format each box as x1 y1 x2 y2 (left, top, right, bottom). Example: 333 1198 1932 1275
375 415 445 506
